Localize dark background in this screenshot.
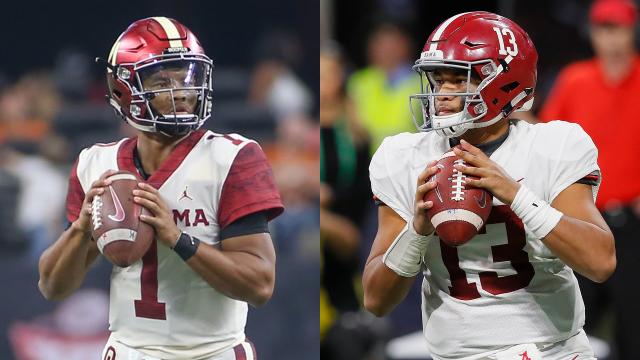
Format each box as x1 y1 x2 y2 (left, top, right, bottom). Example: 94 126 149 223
2 0 318 93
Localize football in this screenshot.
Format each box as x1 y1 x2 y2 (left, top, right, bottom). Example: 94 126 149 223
424 150 492 247
91 170 155 267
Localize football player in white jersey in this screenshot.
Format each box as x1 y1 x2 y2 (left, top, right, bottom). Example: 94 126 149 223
38 17 284 360
363 11 616 360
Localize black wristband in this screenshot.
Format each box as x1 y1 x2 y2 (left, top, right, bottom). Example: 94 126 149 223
172 232 200 261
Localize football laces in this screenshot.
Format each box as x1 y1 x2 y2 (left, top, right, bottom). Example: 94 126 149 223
92 196 104 230
451 159 467 201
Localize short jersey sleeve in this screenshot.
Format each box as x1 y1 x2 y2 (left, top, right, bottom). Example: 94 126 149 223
217 142 284 228
65 158 85 223
369 136 415 221
544 122 600 202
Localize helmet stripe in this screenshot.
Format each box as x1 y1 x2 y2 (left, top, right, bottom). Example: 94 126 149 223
107 32 126 71
153 16 184 48
428 12 471 52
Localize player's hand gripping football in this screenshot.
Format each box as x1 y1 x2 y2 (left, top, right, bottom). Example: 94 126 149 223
452 139 520 205
413 160 440 236
74 169 119 235
133 183 182 247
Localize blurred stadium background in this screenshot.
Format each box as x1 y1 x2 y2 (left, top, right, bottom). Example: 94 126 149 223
0 0 319 359
321 0 636 359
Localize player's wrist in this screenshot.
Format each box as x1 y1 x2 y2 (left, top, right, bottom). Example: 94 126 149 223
504 181 522 206
164 228 182 248
412 218 434 236
510 184 563 239
383 219 431 277
172 232 201 261
70 219 92 240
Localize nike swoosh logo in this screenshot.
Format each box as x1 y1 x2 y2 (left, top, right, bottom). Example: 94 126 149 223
474 191 487 208
107 185 126 222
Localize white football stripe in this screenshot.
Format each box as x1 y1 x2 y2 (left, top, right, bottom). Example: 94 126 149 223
431 209 484 230
429 12 470 52
97 229 137 253
107 173 138 182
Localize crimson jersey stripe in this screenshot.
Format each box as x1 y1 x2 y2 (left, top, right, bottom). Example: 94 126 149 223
217 141 284 228
576 171 600 187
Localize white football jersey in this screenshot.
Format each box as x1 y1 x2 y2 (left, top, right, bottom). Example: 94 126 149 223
65 129 283 360
370 120 600 359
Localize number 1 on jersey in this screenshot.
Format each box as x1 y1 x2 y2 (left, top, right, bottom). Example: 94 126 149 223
134 241 167 320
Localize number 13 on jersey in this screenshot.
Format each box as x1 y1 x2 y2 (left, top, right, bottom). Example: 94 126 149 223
440 205 534 300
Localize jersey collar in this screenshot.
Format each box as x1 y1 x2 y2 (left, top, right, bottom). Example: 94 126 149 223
448 125 510 157
117 129 206 188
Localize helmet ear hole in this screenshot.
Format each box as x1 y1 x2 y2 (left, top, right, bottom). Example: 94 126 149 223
113 89 122 99
500 81 519 93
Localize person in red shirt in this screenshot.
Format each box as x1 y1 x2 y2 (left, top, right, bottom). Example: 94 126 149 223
539 0 639 357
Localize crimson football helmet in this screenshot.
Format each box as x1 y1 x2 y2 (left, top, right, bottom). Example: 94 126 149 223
410 11 538 137
102 17 213 136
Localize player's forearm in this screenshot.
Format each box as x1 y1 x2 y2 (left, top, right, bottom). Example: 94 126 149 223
38 222 94 300
362 256 416 317
543 216 616 283
186 243 275 307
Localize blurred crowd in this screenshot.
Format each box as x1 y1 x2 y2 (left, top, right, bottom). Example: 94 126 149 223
321 0 640 359
0 26 319 360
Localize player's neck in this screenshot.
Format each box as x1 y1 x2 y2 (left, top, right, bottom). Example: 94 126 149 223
457 118 510 146
136 132 189 175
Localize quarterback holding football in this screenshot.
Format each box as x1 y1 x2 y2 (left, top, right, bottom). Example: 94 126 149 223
38 17 283 360
363 12 616 359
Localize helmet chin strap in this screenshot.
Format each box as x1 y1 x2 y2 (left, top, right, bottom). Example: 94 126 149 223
433 110 506 138
432 112 471 138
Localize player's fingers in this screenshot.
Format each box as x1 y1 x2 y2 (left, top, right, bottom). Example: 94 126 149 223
460 139 488 159
138 182 159 194
417 162 439 184
94 169 119 185
133 196 161 215
132 189 159 203
416 199 434 211
90 175 116 190
134 188 170 213
452 147 482 166
100 169 119 179
464 178 484 188
416 181 437 197
88 185 105 196
453 164 490 178
89 179 105 189
139 213 160 226
84 186 105 204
